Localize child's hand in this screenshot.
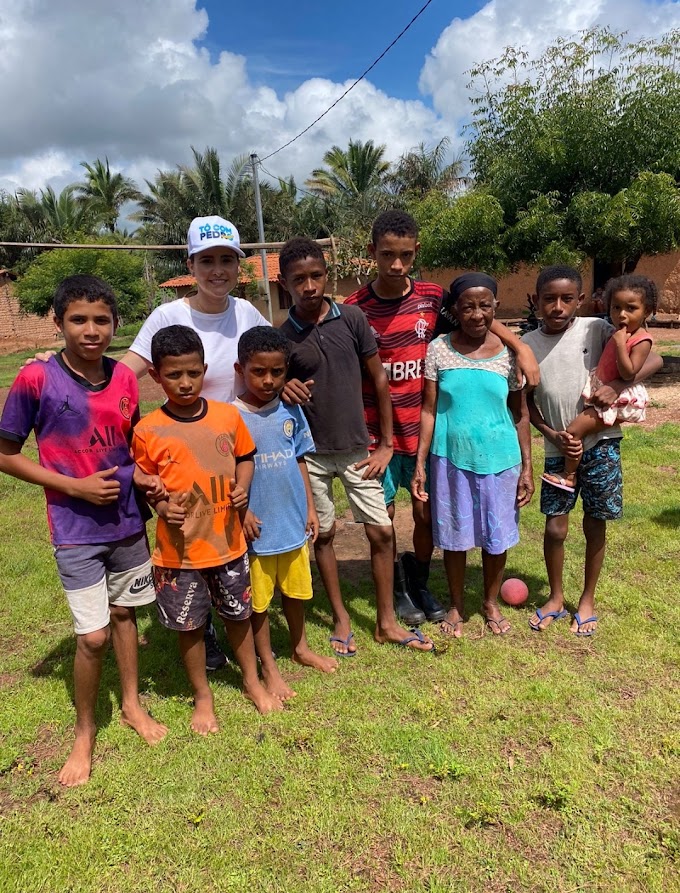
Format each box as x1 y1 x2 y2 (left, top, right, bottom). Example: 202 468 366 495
516 468 535 507
133 468 167 501
553 431 583 460
71 466 121 505
410 464 429 502
306 508 319 543
242 509 262 542
355 444 392 480
158 491 188 526
281 378 314 405
589 385 617 409
229 479 249 510
613 326 629 345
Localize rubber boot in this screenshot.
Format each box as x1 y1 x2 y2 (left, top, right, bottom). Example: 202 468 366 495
401 552 446 622
393 557 426 625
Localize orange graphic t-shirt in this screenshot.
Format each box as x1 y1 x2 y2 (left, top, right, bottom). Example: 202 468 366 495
132 399 256 569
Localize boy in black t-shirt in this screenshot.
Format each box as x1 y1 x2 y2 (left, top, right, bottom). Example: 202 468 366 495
278 238 434 655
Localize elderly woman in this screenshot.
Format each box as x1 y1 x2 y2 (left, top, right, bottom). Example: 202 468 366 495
411 273 534 637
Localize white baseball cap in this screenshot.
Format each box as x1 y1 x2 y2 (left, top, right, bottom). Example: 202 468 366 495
187 216 245 258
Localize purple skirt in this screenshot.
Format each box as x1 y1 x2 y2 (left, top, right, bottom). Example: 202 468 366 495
430 455 520 554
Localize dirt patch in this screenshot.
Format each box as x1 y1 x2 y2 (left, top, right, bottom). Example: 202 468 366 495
644 378 680 427
0 672 20 689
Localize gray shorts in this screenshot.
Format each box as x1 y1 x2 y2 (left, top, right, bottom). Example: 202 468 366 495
153 553 252 631
54 532 155 635
305 449 391 534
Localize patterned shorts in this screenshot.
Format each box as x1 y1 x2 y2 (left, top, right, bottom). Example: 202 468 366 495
153 553 252 631
540 439 623 520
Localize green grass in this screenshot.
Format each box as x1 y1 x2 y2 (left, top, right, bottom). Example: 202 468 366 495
655 338 680 358
0 336 139 388
0 412 678 890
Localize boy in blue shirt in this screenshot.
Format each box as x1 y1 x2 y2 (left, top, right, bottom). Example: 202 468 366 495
233 327 339 696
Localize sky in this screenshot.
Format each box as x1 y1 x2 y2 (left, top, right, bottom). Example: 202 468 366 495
0 0 678 199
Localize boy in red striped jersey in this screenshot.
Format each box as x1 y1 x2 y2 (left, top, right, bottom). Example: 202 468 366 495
345 211 539 633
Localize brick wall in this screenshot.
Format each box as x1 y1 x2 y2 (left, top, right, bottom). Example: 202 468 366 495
422 252 680 318
0 274 62 352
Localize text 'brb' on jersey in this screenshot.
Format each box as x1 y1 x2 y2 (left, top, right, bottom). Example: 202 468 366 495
344 280 443 455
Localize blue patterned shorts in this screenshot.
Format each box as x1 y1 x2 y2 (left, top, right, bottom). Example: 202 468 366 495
540 439 623 520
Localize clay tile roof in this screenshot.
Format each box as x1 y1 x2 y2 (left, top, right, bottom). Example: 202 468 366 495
159 274 195 288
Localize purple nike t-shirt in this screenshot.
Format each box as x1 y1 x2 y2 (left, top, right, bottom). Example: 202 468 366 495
0 353 145 546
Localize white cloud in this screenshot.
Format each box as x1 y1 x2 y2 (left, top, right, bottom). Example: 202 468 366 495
420 0 680 125
0 0 676 201
0 0 445 197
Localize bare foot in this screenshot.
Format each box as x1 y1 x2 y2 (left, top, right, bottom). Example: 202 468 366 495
191 694 219 736
529 595 566 631
375 621 434 651
244 681 284 715
329 623 356 656
121 706 168 745
262 665 297 700
440 609 464 638
58 728 96 787
292 647 338 673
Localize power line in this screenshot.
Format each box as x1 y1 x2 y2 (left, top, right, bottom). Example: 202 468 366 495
260 0 435 163
258 162 319 200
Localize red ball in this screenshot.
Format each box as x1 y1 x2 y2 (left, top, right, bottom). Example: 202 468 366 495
500 578 529 606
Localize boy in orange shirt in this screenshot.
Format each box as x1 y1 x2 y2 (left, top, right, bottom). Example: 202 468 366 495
132 325 283 731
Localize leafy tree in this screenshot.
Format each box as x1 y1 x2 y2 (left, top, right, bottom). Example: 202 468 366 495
15 247 147 320
465 28 680 270
414 190 508 274
74 158 142 233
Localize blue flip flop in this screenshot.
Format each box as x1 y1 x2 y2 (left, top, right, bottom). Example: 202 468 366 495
529 607 569 631
573 612 598 637
397 628 435 652
329 631 356 657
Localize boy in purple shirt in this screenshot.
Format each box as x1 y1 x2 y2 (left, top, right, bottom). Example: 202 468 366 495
0 275 167 787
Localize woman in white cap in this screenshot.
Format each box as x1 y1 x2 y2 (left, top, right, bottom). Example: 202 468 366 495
124 216 269 400
121 217 271 671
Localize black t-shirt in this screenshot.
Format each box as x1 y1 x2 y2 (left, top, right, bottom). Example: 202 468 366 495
279 300 378 453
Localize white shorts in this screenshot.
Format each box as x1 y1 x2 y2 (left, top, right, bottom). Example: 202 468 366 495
54 532 155 635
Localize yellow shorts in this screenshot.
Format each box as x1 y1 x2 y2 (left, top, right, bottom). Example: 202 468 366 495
250 543 313 613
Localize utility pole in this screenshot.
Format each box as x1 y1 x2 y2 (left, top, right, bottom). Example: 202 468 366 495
250 153 273 323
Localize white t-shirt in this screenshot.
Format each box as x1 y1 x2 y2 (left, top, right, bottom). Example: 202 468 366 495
522 317 621 457
130 296 270 403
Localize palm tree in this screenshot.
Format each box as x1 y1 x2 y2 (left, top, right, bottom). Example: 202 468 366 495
387 138 467 199
134 147 259 243
15 185 97 241
74 157 142 233
305 140 390 199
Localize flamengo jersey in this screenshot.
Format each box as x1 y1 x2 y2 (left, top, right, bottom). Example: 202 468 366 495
344 279 443 455
0 353 144 546
132 399 256 570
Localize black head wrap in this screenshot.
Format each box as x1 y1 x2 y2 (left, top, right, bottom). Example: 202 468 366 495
449 272 498 301
434 272 498 336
